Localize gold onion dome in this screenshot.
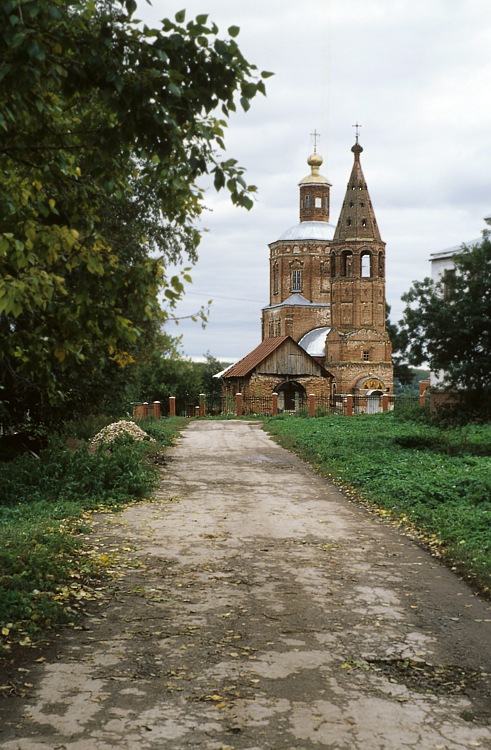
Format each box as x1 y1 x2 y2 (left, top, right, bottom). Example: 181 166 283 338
299 149 331 186
308 150 323 169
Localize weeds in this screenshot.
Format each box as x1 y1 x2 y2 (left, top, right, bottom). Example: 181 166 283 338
266 413 491 593
0 418 187 642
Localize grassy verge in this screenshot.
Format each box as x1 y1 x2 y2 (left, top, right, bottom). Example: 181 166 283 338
265 412 491 595
0 417 188 648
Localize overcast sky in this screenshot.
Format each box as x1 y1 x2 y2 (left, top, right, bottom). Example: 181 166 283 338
137 0 491 361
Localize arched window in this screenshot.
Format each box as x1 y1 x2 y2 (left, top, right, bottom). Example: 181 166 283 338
341 250 353 277
291 269 302 292
305 195 311 208
378 252 384 277
273 264 279 295
331 252 336 277
361 252 371 278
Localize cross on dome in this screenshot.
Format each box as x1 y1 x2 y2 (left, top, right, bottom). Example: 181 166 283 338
311 129 321 152
352 121 362 143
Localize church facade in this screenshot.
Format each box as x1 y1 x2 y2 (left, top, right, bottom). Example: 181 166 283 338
221 136 393 407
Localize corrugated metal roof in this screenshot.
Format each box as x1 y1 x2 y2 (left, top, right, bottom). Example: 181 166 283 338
221 337 290 378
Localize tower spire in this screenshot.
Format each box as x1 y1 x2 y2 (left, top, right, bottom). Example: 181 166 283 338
333 136 380 241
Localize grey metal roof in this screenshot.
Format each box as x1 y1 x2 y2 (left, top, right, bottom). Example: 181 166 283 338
277 221 335 242
430 238 481 260
263 293 330 310
298 327 330 357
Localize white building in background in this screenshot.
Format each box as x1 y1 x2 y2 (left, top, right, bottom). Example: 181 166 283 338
428 214 490 390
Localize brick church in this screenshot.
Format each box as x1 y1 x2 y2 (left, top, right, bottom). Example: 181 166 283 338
220 135 393 410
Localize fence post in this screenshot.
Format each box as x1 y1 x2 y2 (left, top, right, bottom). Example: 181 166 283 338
153 401 161 419
346 395 353 417
169 396 176 417
382 394 388 413
134 404 145 420
236 392 243 417
272 392 278 416
199 393 206 418
142 401 149 417
309 393 315 418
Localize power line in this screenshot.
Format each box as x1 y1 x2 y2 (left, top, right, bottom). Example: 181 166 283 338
185 291 267 304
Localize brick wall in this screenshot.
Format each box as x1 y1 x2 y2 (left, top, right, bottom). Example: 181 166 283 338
222 371 332 401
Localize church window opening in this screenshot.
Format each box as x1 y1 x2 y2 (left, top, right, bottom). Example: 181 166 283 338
305 195 311 208
363 349 370 362
378 252 384 277
349 200 354 208
331 252 336 277
315 197 322 208
292 269 302 292
324 197 329 209
361 218 367 227
347 218 352 226
276 321 281 336
341 250 353 277
273 264 279 295
361 252 371 277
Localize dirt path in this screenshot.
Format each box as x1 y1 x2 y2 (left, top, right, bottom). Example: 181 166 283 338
1 420 490 749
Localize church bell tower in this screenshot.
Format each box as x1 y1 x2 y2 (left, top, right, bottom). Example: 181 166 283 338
325 134 393 395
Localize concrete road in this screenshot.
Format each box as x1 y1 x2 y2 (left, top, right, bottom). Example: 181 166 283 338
1 420 490 749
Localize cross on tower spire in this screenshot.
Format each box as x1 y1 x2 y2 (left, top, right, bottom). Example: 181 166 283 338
352 121 362 143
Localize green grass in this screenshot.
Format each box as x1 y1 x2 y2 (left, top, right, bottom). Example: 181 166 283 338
0 418 188 643
265 413 491 594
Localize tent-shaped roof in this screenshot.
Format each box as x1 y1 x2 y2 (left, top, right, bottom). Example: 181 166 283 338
263 293 330 311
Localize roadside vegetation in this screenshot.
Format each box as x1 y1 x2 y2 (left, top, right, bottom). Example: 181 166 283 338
0 418 187 651
265 410 491 595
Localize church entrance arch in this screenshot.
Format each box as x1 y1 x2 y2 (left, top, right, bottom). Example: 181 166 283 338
276 381 306 412
366 389 384 414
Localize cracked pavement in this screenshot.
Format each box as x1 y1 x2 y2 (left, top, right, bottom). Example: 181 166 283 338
1 420 490 749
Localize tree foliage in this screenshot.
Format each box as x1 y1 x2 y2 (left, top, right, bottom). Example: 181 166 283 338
128 343 229 415
400 232 491 404
385 304 413 387
0 0 271 428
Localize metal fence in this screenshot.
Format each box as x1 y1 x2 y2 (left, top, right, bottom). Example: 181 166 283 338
133 393 420 419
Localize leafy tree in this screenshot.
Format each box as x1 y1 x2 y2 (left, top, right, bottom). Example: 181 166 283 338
399 231 491 409
192 352 230 398
385 304 413 387
0 0 271 429
127 332 203 415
